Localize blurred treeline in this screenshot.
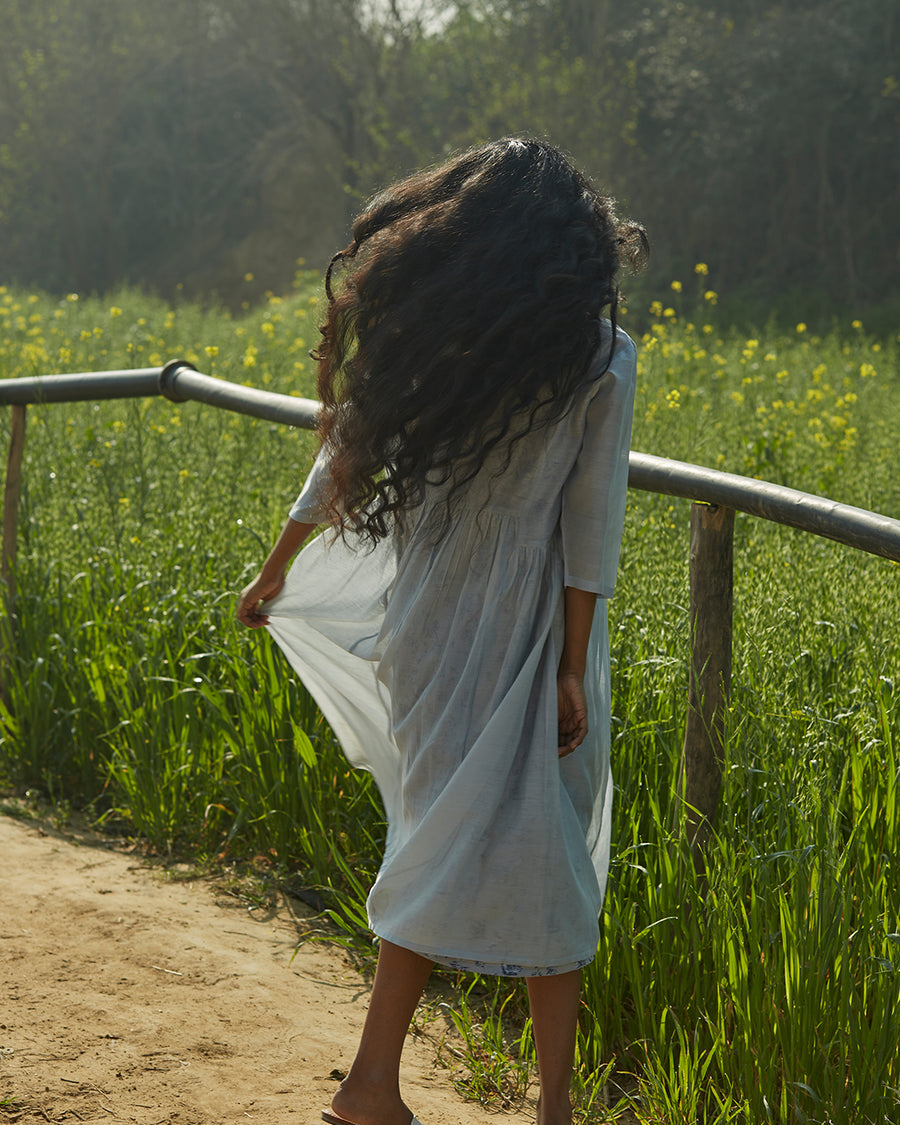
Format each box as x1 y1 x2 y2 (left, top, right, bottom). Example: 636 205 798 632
1 0 897 315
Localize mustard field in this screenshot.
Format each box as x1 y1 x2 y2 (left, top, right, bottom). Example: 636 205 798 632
1 276 898 1124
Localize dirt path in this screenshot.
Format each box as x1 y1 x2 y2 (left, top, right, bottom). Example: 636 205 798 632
0 812 536 1125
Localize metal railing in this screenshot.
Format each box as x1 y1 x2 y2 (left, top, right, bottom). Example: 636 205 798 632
3 362 899 849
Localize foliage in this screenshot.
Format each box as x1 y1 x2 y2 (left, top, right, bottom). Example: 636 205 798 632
1 278 899 1121
621 0 900 307
0 1 897 313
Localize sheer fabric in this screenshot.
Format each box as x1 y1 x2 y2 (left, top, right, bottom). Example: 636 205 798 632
266 328 636 973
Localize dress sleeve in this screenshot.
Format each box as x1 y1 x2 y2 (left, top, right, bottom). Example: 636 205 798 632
288 444 333 524
561 333 637 598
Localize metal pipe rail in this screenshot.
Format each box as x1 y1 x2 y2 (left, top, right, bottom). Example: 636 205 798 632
3 360 897 561
0 362 321 429
627 452 900 563
3 360 898 851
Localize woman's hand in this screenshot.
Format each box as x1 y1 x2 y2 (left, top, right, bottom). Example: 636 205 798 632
236 569 285 628
557 670 588 757
235 517 317 629
557 586 596 756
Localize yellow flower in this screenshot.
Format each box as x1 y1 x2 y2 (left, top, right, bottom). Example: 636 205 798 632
694 263 709 275
851 319 862 330
704 290 718 304
670 280 682 292
204 345 219 358
666 389 681 409
859 362 876 378
796 322 807 334
109 306 123 318
118 496 130 507
663 307 676 318
66 292 79 302
649 300 663 317
244 272 254 282
839 434 857 453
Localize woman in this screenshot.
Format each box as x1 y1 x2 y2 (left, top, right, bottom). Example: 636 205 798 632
237 137 647 1125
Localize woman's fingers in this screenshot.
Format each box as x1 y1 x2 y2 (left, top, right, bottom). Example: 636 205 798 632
557 673 589 756
237 575 283 628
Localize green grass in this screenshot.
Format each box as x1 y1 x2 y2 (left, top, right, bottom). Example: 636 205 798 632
0 275 898 1122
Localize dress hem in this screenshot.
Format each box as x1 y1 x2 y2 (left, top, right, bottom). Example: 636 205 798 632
373 929 596 977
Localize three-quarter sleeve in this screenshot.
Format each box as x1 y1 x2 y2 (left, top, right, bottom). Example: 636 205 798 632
289 444 333 524
560 333 637 597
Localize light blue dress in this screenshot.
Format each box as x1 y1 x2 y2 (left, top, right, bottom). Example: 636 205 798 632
266 328 636 975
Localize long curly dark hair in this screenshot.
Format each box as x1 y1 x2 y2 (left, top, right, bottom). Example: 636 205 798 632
314 137 648 542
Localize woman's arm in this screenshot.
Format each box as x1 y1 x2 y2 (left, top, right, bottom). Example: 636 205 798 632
236 517 317 628
557 585 597 756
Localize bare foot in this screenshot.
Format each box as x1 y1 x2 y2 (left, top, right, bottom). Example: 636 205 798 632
329 1079 415 1125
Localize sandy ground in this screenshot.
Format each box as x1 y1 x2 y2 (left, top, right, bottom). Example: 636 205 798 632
0 811 538 1125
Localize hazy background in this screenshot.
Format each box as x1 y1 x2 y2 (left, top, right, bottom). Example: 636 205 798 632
1 0 897 321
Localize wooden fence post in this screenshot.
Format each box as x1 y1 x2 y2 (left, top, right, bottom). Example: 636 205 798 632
2 404 27 597
677 501 734 853
1 404 27 702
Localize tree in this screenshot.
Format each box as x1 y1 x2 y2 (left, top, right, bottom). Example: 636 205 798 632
622 0 900 302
